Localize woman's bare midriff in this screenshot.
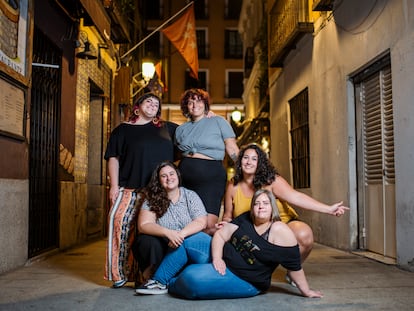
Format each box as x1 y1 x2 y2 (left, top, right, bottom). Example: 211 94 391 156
185 153 214 160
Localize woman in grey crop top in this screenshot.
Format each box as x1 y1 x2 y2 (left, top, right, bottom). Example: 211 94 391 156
175 89 239 235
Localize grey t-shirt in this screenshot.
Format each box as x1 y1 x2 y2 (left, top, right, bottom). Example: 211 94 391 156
175 116 236 160
141 187 207 230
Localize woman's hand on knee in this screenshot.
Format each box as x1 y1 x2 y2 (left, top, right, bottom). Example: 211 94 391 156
212 258 226 275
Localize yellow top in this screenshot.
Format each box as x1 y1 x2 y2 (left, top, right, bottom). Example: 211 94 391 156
232 185 299 223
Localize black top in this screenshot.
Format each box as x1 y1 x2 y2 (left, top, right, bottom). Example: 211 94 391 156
223 212 302 291
104 121 178 189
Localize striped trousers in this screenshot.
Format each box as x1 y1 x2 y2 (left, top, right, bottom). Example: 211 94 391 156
104 188 139 283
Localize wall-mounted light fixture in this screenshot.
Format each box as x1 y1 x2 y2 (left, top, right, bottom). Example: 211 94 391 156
231 107 242 123
76 31 97 60
131 59 156 98
141 58 156 81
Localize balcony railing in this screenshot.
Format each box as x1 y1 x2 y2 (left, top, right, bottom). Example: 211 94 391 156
269 0 313 67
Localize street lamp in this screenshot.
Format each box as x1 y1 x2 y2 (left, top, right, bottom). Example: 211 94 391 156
231 107 242 123
141 59 155 81
131 59 155 98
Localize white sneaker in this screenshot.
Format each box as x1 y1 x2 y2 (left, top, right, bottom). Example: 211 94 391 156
135 279 168 295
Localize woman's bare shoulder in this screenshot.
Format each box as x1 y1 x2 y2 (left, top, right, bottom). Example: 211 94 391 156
269 221 297 246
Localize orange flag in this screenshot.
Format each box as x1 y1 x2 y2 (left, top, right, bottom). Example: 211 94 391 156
154 61 166 91
162 3 198 79
155 62 162 81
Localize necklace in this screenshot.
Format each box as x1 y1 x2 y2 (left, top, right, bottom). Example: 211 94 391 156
254 221 272 236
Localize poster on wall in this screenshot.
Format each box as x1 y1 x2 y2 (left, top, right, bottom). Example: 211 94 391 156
0 75 25 140
0 0 29 81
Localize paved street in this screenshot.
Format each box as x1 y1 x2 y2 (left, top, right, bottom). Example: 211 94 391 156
0 239 413 311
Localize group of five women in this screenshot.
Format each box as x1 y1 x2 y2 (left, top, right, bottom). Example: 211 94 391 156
104 89 349 298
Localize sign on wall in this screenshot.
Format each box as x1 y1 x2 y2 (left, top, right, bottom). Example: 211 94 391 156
0 75 25 140
0 0 29 83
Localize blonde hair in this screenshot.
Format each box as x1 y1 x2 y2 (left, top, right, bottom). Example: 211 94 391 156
250 189 281 222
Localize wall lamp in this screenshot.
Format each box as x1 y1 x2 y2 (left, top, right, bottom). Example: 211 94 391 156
131 59 156 98
75 31 97 60
231 107 242 123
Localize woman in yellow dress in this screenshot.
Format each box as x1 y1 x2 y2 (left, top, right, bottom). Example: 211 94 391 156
222 144 349 285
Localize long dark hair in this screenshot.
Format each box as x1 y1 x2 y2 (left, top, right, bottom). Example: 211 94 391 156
139 161 182 218
233 144 278 189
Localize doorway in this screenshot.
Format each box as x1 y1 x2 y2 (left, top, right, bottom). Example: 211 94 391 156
354 54 396 260
86 83 106 239
29 27 61 257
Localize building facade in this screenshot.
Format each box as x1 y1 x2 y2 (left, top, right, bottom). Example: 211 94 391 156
239 0 414 270
0 0 140 274
0 0 244 275
140 0 244 124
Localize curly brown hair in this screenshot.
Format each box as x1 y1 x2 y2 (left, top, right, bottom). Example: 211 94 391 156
233 144 278 190
180 88 210 119
139 161 182 219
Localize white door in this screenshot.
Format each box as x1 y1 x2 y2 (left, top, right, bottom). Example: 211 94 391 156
355 58 396 258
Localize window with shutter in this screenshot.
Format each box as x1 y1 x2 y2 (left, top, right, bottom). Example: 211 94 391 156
361 66 394 186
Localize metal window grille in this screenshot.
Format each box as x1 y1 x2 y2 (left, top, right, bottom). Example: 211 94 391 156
193 0 209 19
226 71 244 98
224 29 243 59
224 0 242 19
289 88 310 188
196 29 209 59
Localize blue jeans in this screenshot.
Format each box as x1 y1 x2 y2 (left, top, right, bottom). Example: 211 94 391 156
169 264 260 300
152 232 260 300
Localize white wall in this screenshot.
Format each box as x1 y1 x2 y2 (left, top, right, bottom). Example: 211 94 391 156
391 10 414 272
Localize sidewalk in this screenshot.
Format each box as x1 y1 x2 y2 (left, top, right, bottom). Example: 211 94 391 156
0 239 413 311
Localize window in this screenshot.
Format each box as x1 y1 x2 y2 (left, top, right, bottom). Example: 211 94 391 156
244 47 254 78
353 55 394 186
192 0 208 19
196 29 209 59
144 29 162 60
224 29 243 59
185 69 208 91
289 88 310 189
226 70 243 98
141 0 163 20
224 0 242 19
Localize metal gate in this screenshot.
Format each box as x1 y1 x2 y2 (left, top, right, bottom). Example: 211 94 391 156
29 26 61 257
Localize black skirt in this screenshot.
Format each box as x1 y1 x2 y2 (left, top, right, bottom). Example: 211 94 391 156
178 157 227 216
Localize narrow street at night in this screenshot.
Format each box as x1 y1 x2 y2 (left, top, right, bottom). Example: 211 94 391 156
0 239 413 311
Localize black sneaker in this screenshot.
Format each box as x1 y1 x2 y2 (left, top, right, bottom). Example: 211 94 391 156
135 279 168 295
